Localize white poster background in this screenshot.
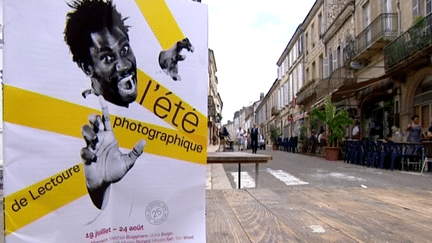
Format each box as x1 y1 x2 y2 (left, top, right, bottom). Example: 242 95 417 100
3 0 208 242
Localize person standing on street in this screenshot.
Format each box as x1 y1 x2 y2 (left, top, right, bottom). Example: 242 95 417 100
236 127 244 151
406 115 425 143
250 124 259 154
352 120 361 140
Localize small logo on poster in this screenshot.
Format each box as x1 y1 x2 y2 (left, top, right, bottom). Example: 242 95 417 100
146 201 169 225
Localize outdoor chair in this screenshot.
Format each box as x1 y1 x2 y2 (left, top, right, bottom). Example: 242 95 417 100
353 140 367 165
388 141 405 170
421 141 432 173
343 140 353 163
377 141 392 169
277 137 283 150
288 136 298 153
366 140 380 168
402 143 423 171
283 137 289 151
345 140 357 164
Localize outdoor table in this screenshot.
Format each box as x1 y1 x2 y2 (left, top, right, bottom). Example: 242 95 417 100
207 152 272 188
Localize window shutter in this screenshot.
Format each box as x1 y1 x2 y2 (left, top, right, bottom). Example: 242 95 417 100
332 49 338 71
413 0 419 16
323 57 329 79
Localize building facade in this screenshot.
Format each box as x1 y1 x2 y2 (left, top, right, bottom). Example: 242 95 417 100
384 0 432 135
208 49 223 145
276 25 305 139
225 0 432 144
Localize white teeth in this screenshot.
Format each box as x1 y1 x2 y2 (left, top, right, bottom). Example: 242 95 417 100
118 75 134 90
118 74 136 95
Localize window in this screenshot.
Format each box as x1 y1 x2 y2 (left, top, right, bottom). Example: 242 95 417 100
293 69 298 97
312 61 316 80
323 57 329 79
298 63 304 88
290 50 293 67
305 32 309 54
413 0 420 17
311 24 315 48
363 1 371 44
384 0 392 13
319 54 324 79
427 0 432 15
333 49 339 72
318 13 323 37
280 87 283 108
298 35 303 56
289 74 293 102
286 55 290 72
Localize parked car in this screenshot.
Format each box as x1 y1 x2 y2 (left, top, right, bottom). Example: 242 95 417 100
258 135 266 150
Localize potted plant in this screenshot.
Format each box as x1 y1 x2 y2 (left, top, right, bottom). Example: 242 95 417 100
270 126 281 150
299 125 308 153
311 95 353 161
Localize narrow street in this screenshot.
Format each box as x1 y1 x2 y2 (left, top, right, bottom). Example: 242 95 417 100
222 148 432 190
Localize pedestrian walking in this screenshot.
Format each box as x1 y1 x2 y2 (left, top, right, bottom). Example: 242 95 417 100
250 124 260 154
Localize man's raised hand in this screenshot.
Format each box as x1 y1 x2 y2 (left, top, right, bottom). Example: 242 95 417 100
81 96 146 209
158 38 194 81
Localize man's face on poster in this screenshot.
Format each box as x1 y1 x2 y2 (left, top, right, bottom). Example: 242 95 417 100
85 26 137 107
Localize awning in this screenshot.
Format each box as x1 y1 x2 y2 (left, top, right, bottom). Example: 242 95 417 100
332 73 391 101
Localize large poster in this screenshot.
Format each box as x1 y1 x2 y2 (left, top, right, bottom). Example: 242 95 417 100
3 0 208 242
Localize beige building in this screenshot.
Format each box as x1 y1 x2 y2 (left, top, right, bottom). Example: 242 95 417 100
249 0 431 144
384 0 432 135
297 0 326 135
208 49 223 145
276 25 305 138
297 0 400 140
256 79 280 143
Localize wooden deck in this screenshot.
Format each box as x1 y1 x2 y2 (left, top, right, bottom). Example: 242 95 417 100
206 187 432 242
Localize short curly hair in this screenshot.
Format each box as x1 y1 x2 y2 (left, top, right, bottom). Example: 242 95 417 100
64 0 129 67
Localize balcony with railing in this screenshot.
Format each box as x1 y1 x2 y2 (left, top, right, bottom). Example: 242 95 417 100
344 13 398 66
271 106 279 116
384 13 432 70
296 79 316 105
315 67 355 102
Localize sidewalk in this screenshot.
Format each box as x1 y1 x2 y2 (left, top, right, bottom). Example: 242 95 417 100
206 145 231 190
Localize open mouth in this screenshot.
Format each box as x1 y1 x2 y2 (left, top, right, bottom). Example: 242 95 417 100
117 74 137 96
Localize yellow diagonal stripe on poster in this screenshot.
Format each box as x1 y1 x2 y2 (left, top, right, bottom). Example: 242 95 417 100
134 0 185 49
3 82 207 234
136 70 207 146
3 84 206 164
4 164 87 236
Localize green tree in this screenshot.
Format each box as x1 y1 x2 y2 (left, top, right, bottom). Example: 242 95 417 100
311 96 353 146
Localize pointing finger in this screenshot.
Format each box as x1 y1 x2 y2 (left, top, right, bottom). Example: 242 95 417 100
99 96 112 131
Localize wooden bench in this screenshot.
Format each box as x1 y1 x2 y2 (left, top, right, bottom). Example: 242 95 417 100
207 152 272 188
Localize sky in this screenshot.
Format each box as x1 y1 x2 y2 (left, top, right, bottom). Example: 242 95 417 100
201 0 316 124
